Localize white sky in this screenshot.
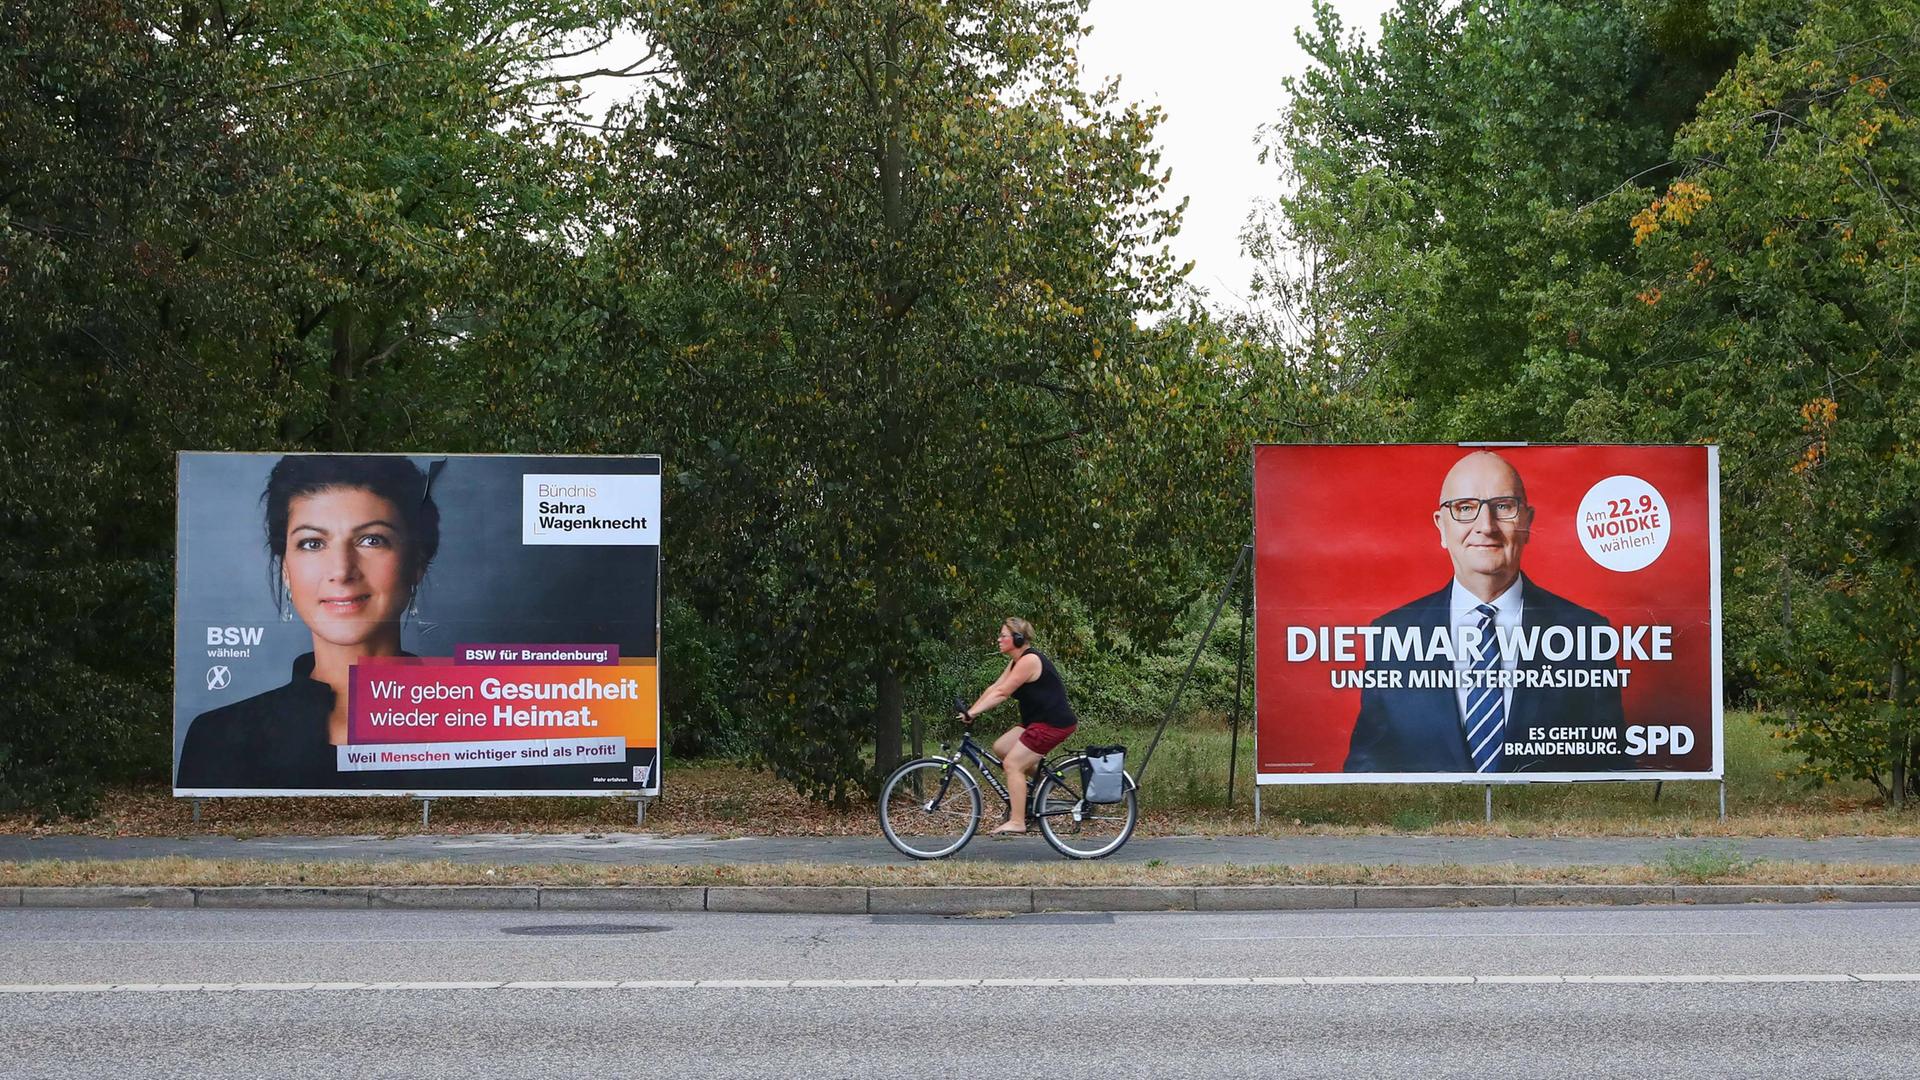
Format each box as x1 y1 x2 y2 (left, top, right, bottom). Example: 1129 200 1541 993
1077 0 1398 309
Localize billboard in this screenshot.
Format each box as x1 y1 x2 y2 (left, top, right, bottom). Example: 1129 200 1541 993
174 453 661 796
1253 444 1720 784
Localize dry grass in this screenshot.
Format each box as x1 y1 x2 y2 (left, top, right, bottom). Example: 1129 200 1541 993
5 856 1920 889
7 712 1917 839
0 767 868 838
4 766 1915 840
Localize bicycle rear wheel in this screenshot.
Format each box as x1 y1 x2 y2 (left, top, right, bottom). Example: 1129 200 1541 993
879 758 983 859
1033 756 1137 859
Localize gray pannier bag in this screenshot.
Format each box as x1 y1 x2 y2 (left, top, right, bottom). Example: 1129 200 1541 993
1081 745 1127 804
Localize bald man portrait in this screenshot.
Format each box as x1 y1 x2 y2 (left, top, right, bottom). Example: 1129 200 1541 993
1342 451 1628 773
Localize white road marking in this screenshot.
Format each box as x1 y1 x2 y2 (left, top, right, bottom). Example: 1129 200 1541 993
0 974 1913 994
0 937 666 947
1305 976 1477 985
1201 931 1767 941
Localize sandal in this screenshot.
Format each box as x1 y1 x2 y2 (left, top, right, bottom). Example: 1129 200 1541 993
988 823 1029 837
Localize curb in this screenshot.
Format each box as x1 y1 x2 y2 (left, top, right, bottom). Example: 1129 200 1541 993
9 883 1920 914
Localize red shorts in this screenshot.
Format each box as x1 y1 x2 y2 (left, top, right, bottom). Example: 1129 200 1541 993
1019 723 1075 755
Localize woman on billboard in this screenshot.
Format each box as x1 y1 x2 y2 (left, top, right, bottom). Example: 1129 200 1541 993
177 456 439 789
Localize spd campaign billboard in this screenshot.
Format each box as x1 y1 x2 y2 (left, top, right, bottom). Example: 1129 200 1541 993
1253 444 1720 784
173 453 661 797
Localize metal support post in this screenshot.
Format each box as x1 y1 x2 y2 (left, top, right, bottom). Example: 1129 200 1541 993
1653 781 1663 803
416 797 433 827
1254 784 1262 827
1484 784 1493 824
191 799 203 824
1138 540 1253 789
1225 569 1250 810
1719 780 1726 821
630 797 649 828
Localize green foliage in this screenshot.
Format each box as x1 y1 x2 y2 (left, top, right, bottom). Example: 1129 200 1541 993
510 0 1295 801
1655 842 1757 881
1613 0 1920 798
1389 806 1441 831
1063 594 1252 733
906 583 1254 738
6 0 1303 814
660 595 755 761
1268 0 1740 440
1 0 628 816
25 0 1910 818
2 1 273 815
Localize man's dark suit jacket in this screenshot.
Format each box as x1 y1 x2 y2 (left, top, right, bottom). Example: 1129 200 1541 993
1342 576 1628 773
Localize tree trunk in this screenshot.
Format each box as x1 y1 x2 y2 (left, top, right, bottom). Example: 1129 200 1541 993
873 661 904 774
1894 658 1909 810
325 308 357 450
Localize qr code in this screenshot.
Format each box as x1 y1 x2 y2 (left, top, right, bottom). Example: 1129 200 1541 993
633 765 651 784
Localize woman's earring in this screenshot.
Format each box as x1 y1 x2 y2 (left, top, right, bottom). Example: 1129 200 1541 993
280 581 292 622
406 594 419 621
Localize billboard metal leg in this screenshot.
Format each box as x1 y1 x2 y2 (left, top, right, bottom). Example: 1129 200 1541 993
416 798 432 828
1653 781 1663 803
1137 540 1252 790
1254 785 1261 827
630 797 648 828
1484 785 1493 824
1226 576 1249 811
1719 781 1726 821
191 799 202 824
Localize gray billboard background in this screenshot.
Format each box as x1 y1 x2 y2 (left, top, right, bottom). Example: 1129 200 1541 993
174 453 660 769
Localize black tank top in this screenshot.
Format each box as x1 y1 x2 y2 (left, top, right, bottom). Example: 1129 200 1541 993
1011 649 1078 729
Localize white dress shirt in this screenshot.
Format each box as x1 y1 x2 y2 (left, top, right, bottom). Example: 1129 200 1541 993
1449 578 1524 733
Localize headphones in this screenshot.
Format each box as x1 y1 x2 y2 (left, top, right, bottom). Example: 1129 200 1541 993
1008 624 1027 648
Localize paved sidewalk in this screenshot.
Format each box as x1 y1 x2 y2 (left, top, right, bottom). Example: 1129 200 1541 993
4 833 1919 866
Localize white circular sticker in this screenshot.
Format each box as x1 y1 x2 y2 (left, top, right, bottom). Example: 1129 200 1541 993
1576 475 1671 572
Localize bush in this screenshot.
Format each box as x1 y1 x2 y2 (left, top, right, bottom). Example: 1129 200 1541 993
1067 596 1252 732
660 594 755 760
905 588 1253 741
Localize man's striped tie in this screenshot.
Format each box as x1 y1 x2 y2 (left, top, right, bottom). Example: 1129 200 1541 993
1465 603 1505 773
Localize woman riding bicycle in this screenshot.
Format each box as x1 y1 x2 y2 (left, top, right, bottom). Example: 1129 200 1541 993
958 617 1079 836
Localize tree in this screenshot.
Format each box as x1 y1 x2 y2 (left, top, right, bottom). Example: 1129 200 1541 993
1601 0 1920 801
1268 0 1740 439
542 0 1270 799
0 0 630 814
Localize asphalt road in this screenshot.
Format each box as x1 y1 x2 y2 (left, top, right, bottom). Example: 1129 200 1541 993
6 904 1920 1077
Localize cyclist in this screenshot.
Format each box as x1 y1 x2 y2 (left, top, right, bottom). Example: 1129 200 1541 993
957 617 1079 835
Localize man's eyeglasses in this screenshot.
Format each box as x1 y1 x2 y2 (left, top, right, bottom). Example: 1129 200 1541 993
1439 497 1525 523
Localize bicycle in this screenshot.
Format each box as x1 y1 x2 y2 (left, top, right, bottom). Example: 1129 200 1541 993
877 704 1138 860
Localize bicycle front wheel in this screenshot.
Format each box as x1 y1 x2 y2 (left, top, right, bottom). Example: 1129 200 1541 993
1033 757 1138 860
879 758 983 859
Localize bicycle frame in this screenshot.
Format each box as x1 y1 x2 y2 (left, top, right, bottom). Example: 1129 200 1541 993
938 730 1080 821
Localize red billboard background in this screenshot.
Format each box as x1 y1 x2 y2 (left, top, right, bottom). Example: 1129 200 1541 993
1253 444 1720 781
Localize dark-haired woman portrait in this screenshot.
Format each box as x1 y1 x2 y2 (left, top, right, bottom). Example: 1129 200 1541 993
178 455 439 789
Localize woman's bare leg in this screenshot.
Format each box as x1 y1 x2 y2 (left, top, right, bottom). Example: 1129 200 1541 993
993 726 1023 758
994 741 1041 832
